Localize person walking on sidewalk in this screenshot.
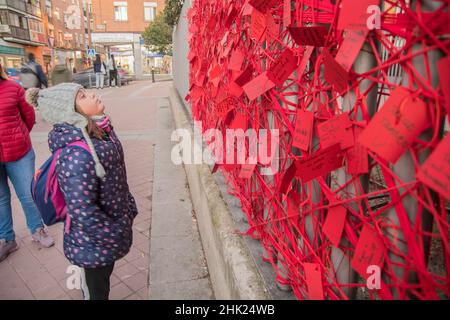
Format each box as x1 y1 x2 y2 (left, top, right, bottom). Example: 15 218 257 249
93 54 107 89
25 83 138 300
0 63 55 263
108 54 119 87
19 53 48 90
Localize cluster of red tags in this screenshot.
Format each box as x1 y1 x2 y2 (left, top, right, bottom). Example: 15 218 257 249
186 0 450 300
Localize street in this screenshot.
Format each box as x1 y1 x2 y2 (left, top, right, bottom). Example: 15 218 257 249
0 80 167 299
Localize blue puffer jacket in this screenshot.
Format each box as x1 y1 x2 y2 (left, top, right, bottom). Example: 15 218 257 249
49 123 138 268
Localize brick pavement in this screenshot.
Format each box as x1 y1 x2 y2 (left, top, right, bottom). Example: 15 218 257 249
0 80 170 299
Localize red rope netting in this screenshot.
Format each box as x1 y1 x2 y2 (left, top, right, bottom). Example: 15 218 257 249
185 0 450 300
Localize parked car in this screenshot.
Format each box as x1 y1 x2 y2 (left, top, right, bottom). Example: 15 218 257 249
6 68 22 85
72 67 132 88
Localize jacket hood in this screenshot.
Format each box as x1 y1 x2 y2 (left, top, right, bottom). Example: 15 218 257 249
48 123 84 153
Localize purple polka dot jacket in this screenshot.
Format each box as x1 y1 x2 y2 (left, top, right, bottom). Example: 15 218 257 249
49 123 138 268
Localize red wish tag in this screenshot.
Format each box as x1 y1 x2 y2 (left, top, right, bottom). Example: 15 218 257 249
225 6 238 29
229 81 244 97
437 57 450 118
358 87 429 163
266 13 278 41
249 0 278 14
337 0 379 30
235 65 254 87
317 113 354 150
323 205 347 247
239 163 256 179
228 49 245 71
351 225 385 278
267 48 297 87
243 71 275 101
335 29 368 72
280 162 296 194
288 26 329 47
346 126 369 175
324 51 349 94
250 9 267 43
298 46 314 77
295 144 344 182
230 111 248 131
208 64 222 80
303 263 324 300
293 109 314 151
417 133 450 199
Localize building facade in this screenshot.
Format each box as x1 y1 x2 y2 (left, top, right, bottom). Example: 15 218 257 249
90 0 166 79
0 0 93 77
0 0 46 69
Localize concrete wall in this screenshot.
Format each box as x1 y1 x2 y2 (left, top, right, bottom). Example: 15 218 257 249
172 0 191 107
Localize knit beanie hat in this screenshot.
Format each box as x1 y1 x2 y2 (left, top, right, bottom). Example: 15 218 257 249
26 83 106 178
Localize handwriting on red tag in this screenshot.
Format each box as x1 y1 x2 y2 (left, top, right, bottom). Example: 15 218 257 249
437 57 450 118
298 46 314 76
243 71 275 101
317 113 354 150
289 26 329 47
324 51 349 94
358 87 429 163
346 126 369 175
283 0 291 26
267 48 297 87
229 49 245 71
235 65 254 87
323 205 347 247
239 163 256 179
338 0 379 30
250 9 267 43
266 13 277 41
293 109 314 151
417 133 450 199
335 29 368 71
303 263 324 300
295 144 344 182
351 225 385 278
249 0 278 13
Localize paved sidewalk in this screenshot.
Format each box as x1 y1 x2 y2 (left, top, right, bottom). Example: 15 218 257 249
0 81 172 299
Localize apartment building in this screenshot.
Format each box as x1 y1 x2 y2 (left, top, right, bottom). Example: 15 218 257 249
0 0 46 69
90 0 165 79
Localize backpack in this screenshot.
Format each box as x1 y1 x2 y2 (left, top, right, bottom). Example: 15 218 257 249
19 63 40 89
31 141 91 233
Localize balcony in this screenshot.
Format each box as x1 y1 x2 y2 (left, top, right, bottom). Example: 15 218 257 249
9 25 30 41
0 0 41 18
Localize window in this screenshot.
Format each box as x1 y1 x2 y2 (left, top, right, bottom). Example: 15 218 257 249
114 2 128 21
45 0 52 17
144 2 157 22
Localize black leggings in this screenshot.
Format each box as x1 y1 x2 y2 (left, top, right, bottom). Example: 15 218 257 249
83 263 115 300
109 70 118 86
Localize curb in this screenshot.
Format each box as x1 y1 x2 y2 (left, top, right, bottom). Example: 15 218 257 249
168 86 270 300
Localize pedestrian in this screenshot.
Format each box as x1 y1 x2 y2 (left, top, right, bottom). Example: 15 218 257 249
108 54 119 87
25 83 138 300
93 54 106 89
19 52 48 89
0 63 55 263
50 62 73 86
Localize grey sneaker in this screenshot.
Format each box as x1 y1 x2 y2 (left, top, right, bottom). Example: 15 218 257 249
31 228 55 248
0 239 19 263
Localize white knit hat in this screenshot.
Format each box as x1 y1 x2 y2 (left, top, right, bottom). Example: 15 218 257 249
26 84 106 178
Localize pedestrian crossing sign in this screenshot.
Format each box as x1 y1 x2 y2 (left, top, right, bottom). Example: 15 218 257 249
86 48 96 57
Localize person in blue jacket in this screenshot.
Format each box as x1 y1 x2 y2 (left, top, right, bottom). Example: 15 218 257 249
25 83 138 300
